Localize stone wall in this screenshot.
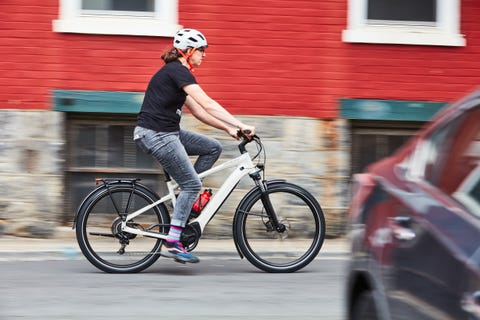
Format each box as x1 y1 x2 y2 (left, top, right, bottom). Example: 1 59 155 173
0 110 64 238
182 115 351 239
0 111 350 238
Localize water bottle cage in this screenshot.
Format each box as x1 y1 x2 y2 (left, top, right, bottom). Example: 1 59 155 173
190 189 212 218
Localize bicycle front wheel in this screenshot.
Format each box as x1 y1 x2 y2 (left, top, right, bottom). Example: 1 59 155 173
233 181 326 273
75 182 170 273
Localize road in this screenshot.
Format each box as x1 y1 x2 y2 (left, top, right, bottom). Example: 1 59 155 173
0 257 347 320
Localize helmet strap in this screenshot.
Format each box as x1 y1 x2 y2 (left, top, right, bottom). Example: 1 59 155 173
177 48 196 72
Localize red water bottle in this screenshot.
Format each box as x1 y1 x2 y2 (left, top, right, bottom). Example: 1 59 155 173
191 189 212 218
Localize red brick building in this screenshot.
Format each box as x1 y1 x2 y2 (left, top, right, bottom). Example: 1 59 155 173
2 0 478 114
1 0 477 236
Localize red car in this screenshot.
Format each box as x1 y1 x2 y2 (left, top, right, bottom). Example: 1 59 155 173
346 90 480 320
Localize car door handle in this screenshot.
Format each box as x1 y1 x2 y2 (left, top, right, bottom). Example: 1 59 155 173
462 291 480 318
389 216 416 241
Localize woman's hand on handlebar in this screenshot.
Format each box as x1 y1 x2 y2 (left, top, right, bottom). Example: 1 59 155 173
227 125 255 140
227 127 241 140
238 124 256 140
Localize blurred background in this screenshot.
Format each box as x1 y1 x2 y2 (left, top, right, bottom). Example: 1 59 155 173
0 0 477 239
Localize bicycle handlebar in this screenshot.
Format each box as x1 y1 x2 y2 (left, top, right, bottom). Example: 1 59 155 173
237 130 259 154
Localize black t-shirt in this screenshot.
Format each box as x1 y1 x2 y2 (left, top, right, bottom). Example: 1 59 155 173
137 60 197 132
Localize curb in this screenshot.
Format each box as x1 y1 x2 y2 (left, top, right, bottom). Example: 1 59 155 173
0 231 350 262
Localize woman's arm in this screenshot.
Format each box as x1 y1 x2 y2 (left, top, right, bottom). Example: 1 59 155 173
183 84 255 138
184 95 239 139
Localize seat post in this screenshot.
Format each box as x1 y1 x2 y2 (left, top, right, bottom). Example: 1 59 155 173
163 169 172 182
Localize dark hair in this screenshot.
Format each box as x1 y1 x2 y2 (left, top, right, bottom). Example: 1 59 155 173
161 47 181 63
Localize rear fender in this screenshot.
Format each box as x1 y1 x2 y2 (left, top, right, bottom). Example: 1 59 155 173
72 179 157 229
72 183 109 229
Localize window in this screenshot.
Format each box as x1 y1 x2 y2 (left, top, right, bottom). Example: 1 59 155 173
406 104 480 214
367 0 436 24
454 164 480 215
82 0 154 12
53 0 180 37
64 114 166 222
343 0 465 46
351 121 422 174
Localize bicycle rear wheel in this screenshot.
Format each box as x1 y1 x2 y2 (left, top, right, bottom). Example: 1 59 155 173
75 182 170 273
233 181 325 273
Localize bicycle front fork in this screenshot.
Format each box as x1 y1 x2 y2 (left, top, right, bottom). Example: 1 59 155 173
251 171 286 233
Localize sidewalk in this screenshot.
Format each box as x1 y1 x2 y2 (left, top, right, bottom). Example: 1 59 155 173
0 227 350 261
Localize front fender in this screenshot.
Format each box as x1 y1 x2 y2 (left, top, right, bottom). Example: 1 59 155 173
232 179 286 258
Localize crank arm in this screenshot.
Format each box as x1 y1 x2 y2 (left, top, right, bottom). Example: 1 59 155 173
89 232 115 238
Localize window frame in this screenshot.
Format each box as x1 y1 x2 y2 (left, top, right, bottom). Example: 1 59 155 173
342 0 466 47
53 0 181 37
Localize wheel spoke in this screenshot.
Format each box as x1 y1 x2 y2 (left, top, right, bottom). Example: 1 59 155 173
234 182 325 273
75 183 169 273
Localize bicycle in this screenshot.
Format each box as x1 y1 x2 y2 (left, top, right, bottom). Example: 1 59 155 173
73 131 326 273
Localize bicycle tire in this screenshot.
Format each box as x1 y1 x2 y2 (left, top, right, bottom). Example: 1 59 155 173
233 181 325 273
75 182 170 273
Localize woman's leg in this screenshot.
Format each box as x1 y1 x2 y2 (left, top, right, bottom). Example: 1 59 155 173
134 127 201 228
179 129 222 174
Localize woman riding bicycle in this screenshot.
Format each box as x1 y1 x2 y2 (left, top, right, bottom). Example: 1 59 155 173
134 28 255 263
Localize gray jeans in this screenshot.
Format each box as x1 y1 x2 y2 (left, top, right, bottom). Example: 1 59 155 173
133 126 222 227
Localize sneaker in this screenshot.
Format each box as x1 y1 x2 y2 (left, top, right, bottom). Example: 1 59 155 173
161 241 200 264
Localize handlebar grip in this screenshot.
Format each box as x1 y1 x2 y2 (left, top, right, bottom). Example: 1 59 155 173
237 129 250 139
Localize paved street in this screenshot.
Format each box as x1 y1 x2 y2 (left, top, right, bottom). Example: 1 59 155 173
0 257 347 320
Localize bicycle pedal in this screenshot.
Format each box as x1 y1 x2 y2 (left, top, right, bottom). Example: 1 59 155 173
174 258 186 264
159 251 174 259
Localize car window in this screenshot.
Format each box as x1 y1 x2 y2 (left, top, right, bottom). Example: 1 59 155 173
409 105 480 212
454 164 480 214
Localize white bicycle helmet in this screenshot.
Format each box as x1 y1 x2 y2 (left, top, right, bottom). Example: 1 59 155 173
173 28 208 51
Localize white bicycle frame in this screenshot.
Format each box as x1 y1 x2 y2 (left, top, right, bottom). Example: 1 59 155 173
121 152 258 239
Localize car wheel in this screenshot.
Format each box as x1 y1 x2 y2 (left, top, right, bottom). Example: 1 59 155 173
351 290 378 320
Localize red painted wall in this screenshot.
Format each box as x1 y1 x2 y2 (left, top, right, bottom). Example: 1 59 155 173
1 0 479 118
